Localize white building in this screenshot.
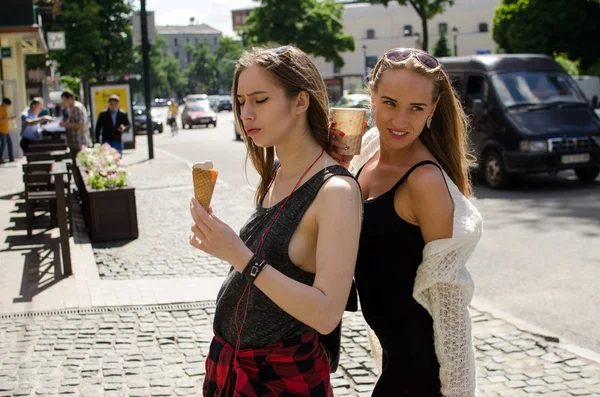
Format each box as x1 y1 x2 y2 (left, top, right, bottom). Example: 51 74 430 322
310 0 499 98
157 24 222 70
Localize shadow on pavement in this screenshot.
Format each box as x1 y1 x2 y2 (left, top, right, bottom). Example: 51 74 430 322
472 171 600 231
3 232 64 303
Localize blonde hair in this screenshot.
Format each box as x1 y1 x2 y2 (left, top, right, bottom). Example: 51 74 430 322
232 46 330 204
369 49 474 197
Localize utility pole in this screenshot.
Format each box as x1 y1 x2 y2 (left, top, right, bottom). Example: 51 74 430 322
141 0 154 159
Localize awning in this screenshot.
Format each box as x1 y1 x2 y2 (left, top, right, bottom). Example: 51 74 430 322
0 25 48 54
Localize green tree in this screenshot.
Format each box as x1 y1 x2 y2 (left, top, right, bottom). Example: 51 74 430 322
493 0 600 70
554 53 580 76
433 31 451 57
367 0 455 52
48 0 134 79
130 36 186 98
186 41 217 93
214 37 244 93
241 0 355 67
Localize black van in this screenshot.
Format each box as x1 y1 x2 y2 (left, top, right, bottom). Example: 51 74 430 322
440 54 600 188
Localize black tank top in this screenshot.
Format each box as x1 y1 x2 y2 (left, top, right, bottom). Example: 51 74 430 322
355 160 443 396
213 164 354 348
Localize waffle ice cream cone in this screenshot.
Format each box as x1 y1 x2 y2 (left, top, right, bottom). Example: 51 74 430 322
192 161 218 211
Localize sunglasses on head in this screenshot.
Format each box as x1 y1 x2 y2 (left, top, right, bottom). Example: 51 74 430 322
383 48 440 70
271 45 293 56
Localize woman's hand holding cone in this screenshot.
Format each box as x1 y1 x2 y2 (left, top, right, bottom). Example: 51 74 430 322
189 198 252 271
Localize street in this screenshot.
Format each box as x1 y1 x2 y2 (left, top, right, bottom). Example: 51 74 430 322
2 108 599 396
153 108 600 355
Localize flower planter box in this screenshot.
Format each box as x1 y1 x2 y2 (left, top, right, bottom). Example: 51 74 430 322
74 163 139 242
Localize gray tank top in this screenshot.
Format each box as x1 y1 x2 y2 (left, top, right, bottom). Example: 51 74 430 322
213 164 354 348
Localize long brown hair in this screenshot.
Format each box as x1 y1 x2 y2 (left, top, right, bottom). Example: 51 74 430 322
369 49 474 197
232 46 331 204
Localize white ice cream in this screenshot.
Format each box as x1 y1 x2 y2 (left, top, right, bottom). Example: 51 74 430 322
192 161 214 170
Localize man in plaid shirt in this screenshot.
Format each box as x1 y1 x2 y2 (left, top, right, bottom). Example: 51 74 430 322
59 90 91 156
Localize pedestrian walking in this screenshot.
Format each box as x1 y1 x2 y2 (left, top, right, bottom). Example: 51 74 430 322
20 97 53 153
189 46 362 397
94 94 131 156
330 48 483 396
59 90 90 157
0 97 16 163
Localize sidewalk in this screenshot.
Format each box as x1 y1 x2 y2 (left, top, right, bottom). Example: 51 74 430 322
0 139 599 396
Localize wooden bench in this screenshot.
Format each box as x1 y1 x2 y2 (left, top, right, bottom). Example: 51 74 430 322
27 142 68 153
26 149 71 163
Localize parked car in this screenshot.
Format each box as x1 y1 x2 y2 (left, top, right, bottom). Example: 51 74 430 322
133 105 163 134
332 93 374 127
573 75 600 117
234 122 243 141
182 101 217 128
440 54 600 188
185 94 208 103
153 98 169 107
208 95 220 110
217 96 233 112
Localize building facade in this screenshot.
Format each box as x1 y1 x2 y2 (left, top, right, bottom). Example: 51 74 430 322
312 0 500 97
0 0 50 159
156 24 222 70
231 8 252 32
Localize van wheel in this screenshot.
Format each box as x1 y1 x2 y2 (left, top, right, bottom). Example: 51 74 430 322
575 167 600 182
482 150 511 189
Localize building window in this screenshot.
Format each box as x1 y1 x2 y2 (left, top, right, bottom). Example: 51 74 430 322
186 37 190 43
174 51 179 59
438 23 448 35
195 38 198 44
174 38 178 46
403 25 413 37
366 29 376 39
479 23 489 33
333 64 341 74
365 55 378 76
214 37 218 46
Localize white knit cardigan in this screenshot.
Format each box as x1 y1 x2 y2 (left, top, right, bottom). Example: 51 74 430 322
349 128 483 397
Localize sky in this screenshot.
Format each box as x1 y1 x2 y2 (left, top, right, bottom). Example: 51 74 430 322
145 0 255 38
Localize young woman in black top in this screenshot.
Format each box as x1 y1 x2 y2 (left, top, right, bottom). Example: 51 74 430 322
331 48 482 396
189 46 362 396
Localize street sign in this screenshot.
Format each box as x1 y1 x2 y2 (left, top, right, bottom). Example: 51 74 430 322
47 32 66 50
132 11 156 46
0 47 12 59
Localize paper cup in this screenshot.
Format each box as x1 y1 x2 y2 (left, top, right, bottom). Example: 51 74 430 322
331 108 367 155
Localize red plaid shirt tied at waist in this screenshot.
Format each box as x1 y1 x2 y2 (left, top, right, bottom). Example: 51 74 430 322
203 332 333 397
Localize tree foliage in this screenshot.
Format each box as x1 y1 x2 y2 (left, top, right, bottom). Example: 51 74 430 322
186 37 244 94
131 36 186 98
433 31 451 57
213 37 244 93
186 41 217 93
493 0 600 70
49 0 135 79
367 0 455 52
554 53 580 76
241 0 355 67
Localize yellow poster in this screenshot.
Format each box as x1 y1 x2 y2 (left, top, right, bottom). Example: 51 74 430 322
89 84 134 145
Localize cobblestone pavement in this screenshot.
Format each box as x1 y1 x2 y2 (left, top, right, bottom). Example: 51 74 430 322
1 305 599 397
92 149 254 280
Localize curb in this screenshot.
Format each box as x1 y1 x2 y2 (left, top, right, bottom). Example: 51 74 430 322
471 296 600 365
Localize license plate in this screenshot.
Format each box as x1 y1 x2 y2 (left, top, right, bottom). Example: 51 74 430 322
561 153 590 164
